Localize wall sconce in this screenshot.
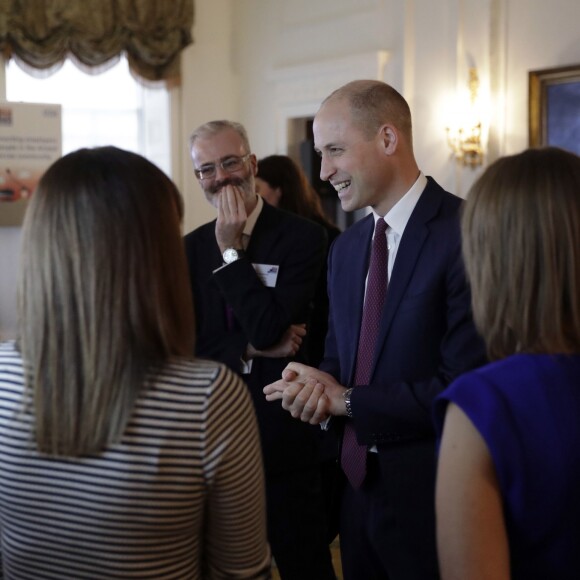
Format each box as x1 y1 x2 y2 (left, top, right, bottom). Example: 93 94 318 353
446 68 484 167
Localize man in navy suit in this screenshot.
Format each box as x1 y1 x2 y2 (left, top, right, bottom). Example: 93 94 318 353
184 120 335 579
264 81 486 579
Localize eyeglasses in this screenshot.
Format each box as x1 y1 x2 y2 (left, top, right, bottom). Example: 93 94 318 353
193 154 252 180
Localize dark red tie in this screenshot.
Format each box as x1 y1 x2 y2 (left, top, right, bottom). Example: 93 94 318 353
341 217 388 489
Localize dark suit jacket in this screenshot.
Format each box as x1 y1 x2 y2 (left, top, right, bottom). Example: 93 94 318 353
321 177 486 572
184 202 327 475
321 177 486 442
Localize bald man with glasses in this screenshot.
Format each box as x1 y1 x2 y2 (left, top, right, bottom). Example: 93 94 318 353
184 120 336 580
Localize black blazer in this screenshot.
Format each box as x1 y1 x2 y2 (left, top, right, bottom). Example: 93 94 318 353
184 202 327 474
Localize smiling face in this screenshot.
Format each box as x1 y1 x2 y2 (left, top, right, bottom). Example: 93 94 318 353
190 127 257 212
313 97 398 216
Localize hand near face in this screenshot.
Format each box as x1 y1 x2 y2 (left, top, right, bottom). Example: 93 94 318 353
263 362 348 424
215 184 247 252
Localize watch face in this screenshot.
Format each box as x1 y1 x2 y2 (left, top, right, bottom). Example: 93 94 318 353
223 248 239 264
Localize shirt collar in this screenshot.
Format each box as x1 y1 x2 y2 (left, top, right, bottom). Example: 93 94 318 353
371 171 427 235
243 194 263 238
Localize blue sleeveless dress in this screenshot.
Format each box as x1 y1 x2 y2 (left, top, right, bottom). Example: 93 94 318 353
433 353 580 579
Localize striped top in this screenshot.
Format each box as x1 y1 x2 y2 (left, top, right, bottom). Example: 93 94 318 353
0 341 270 579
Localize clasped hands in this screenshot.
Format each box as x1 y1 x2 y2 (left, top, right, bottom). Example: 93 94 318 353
263 363 348 425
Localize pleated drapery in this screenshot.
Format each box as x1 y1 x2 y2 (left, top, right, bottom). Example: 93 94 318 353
0 0 194 83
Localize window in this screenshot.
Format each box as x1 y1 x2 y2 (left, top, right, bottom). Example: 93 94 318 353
5 56 171 176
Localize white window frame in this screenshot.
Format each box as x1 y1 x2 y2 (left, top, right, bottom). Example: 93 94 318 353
1 56 181 183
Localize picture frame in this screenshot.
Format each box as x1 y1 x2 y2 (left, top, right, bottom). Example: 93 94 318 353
529 63 580 155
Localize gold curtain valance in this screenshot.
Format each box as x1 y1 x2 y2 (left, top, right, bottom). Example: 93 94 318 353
0 0 194 83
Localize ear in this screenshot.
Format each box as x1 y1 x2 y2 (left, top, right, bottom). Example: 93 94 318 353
249 154 258 176
379 125 398 155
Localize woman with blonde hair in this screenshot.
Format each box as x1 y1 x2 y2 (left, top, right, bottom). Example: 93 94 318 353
0 146 270 578
434 147 580 579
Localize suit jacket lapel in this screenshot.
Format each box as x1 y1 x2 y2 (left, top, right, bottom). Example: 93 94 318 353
345 215 374 383
245 202 282 260
371 179 445 374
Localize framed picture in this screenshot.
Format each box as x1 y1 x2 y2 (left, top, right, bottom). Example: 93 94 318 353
529 64 580 155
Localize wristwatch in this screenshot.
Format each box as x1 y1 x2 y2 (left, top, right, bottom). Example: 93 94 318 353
343 387 354 418
223 248 246 264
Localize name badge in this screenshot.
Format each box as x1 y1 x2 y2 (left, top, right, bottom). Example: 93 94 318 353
252 263 279 287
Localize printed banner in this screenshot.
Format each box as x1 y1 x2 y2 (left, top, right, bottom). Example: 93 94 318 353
0 102 62 226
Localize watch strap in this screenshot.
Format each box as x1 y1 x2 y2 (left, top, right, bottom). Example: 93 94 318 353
344 387 354 418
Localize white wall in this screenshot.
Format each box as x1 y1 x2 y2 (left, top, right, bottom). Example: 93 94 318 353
2 0 580 338
502 0 580 152
231 0 580 199
179 0 239 231
232 0 492 197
